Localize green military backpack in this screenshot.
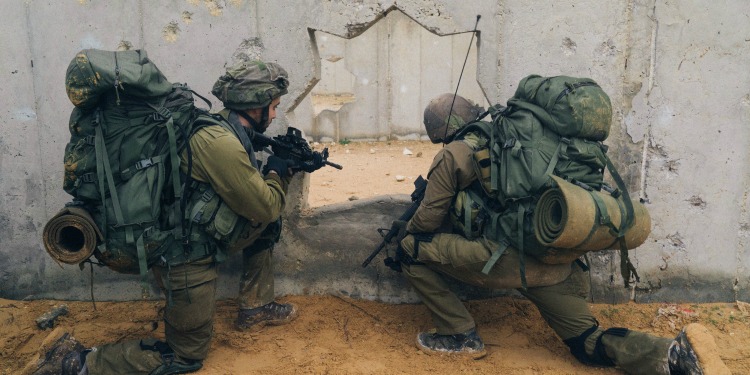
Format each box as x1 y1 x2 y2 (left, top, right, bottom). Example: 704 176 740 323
62 49 211 287
454 75 639 288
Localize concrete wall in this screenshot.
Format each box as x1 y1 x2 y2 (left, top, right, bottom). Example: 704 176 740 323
1 0 748 303
295 10 489 142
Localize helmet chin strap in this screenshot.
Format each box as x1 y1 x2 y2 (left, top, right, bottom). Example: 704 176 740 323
236 107 270 134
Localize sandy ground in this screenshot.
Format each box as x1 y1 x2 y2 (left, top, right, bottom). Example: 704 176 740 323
4 141 750 374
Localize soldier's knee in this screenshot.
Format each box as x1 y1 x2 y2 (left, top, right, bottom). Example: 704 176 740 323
563 325 629 367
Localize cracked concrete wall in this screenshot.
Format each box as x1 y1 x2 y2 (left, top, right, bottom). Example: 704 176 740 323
0 0 748 303
297 10 489 142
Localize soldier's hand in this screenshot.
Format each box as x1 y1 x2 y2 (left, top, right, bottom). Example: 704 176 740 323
390 220 409 244
297 149 328 173
263 155 294 178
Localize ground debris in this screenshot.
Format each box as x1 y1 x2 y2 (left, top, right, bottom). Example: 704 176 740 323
652 304 699 330
35 304 68 330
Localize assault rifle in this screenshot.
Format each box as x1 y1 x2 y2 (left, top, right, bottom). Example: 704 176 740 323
250 127 343 171
361 175 428 268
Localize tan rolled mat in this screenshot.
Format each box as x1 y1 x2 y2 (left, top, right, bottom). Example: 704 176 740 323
42 206 102 264
534 176 650 251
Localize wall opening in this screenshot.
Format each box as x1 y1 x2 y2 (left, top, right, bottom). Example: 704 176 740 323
293 10 487 208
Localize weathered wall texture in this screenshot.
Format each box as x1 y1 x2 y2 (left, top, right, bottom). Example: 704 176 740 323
0 0 748 303
295 10 489 142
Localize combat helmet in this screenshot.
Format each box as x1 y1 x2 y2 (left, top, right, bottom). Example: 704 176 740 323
212 60 289 110
423 93 484 144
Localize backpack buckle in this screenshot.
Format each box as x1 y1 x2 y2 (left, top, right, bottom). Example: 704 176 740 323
142 227 154 238
135 158 154 170
85 135 96 145
502 138 516 149
560 137 571 144
152 107 172 122
200 190 214 202
80 173 95 183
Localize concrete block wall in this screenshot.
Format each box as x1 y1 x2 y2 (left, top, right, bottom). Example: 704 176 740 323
1 0 748 303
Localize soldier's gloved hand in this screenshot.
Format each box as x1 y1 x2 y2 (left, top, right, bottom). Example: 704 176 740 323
390 220 409 244
263 155 294 178
298 149 328 173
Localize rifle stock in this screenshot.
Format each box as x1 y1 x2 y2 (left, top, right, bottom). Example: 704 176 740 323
361 175 428 268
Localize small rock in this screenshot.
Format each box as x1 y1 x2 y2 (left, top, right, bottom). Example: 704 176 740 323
36 304 69 330
403 148 413 155
348 196 359 201
369 148 375 154
313 142 320 147
345 149 351 154
416 151 423 158
395 175 405 182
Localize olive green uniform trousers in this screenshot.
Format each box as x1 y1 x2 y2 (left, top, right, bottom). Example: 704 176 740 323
400 233 673 375
85 247 275 374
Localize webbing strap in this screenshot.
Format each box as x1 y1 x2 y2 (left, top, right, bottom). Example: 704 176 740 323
465 189 509 273
120 155 163 181
530 138 569 192
571 191 605 249
165 117 185 244
482 240 509 275
463 192 473 239
604 154 635 235
619 238 640 288
136 233 150 299
93 111 108 242
603 154 638 287
188 187 215 223
94 113 132 244
490 125 500 192
517 205 528 290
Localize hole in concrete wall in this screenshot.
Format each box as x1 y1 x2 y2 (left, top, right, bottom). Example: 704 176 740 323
292 10 488 208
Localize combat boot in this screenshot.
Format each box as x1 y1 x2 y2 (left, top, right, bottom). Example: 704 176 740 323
416 328 487 359
150 359 203 375
236 301 298 331
669 323 731 375
31 332 87 375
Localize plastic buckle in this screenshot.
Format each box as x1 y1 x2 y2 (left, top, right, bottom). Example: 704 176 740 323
502 138 517 149
152 107 172 121
85 135 96 145
80 173 95 183
560 137 572 144
135 158 154 170
142 227 154 238
200 190 214 202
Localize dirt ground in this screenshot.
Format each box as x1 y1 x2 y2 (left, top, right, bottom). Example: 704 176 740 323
3 141 749 374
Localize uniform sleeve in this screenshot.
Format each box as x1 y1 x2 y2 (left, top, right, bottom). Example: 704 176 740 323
407 142 478 233
184 126 290 223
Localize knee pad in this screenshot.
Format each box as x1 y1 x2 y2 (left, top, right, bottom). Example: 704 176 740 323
563 325 628 367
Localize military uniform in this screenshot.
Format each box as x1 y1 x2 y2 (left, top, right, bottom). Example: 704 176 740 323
400 135 678 374
74 61 297 375
83 109 291 374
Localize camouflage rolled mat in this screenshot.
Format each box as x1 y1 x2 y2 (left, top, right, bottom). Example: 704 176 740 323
534 176 651 251
42 206 101 264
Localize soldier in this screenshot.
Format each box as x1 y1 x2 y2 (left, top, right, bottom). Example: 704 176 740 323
395 93 731 374
31 60 322 374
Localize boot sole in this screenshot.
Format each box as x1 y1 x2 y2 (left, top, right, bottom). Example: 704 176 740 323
415 338 487 360
683 323 731 375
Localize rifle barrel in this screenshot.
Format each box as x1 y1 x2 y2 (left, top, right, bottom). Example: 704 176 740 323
325 160 343 170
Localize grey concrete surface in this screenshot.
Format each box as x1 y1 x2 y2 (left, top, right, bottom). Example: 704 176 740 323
0 0 748 304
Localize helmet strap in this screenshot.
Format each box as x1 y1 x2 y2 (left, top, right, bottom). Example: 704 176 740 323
235 109 268 134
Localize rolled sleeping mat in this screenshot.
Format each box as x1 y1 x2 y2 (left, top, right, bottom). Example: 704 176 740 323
534 176 650 251
43 206 102 264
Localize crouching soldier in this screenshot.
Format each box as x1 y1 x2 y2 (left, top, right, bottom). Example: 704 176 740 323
30 60 315 375
395 93 731 375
